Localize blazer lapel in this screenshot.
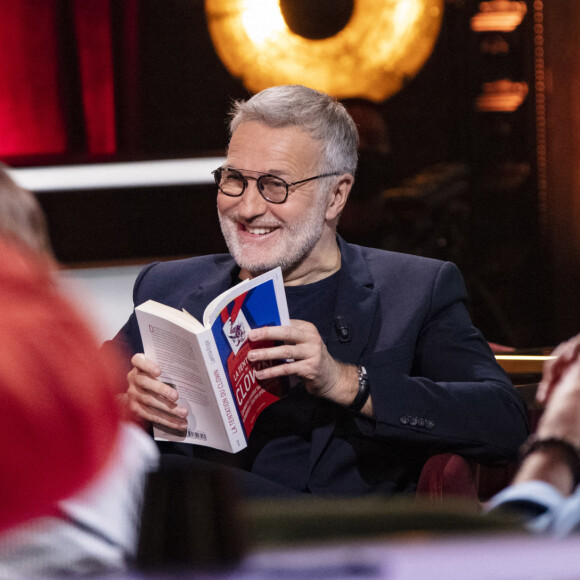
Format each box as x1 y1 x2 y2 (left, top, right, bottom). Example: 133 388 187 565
309 238 379 475
327 239 378 364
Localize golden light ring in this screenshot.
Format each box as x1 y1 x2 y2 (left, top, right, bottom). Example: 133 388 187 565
205 0 444 101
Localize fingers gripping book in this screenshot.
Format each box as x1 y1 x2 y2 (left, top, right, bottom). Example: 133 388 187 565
135 267 289 453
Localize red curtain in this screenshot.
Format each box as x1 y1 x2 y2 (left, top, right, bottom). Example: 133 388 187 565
72 0 116 156
0 0 66 157
0 0 138 161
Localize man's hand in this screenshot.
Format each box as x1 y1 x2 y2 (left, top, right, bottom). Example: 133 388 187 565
537 334 580 406
124 353 189 431
513 335 580 495
247 320 371 414
535 342 580 448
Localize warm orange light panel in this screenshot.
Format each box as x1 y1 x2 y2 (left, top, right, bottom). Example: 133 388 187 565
205 0 444 102
471 1 527 33
495 354 555 375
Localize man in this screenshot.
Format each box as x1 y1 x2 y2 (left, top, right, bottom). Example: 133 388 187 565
487 335 580 535
113 84 528 497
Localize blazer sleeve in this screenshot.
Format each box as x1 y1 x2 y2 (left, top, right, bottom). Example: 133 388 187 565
360 261 529 462
102 255 234 370
101 262 159 371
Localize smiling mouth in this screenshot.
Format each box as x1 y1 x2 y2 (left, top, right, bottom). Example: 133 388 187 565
243 224 277 235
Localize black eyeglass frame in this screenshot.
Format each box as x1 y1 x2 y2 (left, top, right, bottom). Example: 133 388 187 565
211 167 342 204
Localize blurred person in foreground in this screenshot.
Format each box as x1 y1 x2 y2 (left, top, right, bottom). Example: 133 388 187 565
487 334 580 535
110 84 528 498
0 163 54 262
0 167 158 576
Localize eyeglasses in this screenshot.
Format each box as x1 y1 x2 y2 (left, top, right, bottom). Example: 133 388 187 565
212 167 341 204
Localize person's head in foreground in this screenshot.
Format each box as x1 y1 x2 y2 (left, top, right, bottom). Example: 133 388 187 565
0 165 54 261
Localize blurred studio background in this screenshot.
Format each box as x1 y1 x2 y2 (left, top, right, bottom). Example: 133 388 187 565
0 0 577 350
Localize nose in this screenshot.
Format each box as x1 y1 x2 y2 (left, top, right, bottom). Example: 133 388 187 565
236 177 268 218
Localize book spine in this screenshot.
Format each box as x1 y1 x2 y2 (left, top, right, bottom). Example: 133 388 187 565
198 331 247 452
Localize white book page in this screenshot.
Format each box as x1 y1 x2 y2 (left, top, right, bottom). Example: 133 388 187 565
137 299 205 332
136 308 232 452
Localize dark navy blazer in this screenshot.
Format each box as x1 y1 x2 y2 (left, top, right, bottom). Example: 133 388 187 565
110 237 529 496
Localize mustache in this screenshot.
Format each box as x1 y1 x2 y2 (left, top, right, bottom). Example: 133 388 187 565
226 215 282 229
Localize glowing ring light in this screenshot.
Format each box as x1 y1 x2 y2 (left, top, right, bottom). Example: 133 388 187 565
205 0 444 102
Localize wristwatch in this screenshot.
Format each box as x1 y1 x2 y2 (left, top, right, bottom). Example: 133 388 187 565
349 365 370 412
520 434 580 489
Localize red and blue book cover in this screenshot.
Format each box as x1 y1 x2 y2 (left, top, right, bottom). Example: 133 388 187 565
210 279 289 439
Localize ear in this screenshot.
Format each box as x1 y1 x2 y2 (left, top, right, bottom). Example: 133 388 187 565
325 174 354 221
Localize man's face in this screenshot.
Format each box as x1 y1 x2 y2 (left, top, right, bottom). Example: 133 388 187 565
217 121 331 277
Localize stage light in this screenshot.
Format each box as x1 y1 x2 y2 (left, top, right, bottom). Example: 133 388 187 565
205 0 444 102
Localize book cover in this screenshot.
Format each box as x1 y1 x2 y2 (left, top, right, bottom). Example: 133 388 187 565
135 267 289 452
210 279 289 438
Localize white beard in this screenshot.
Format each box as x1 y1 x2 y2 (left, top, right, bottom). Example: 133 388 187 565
218 193 328 276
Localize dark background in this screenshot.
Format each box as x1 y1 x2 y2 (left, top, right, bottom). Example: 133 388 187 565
0 0 554 348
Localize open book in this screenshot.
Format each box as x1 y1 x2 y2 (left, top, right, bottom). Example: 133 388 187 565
135 267 289 453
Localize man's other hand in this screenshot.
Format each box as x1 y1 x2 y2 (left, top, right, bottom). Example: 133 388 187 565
247 320 370 414
124 353 189 431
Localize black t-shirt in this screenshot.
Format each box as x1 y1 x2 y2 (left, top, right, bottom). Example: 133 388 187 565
241 271 341 491
285 271 340 342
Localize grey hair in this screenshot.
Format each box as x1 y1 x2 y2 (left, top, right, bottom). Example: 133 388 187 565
228 85 359 176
